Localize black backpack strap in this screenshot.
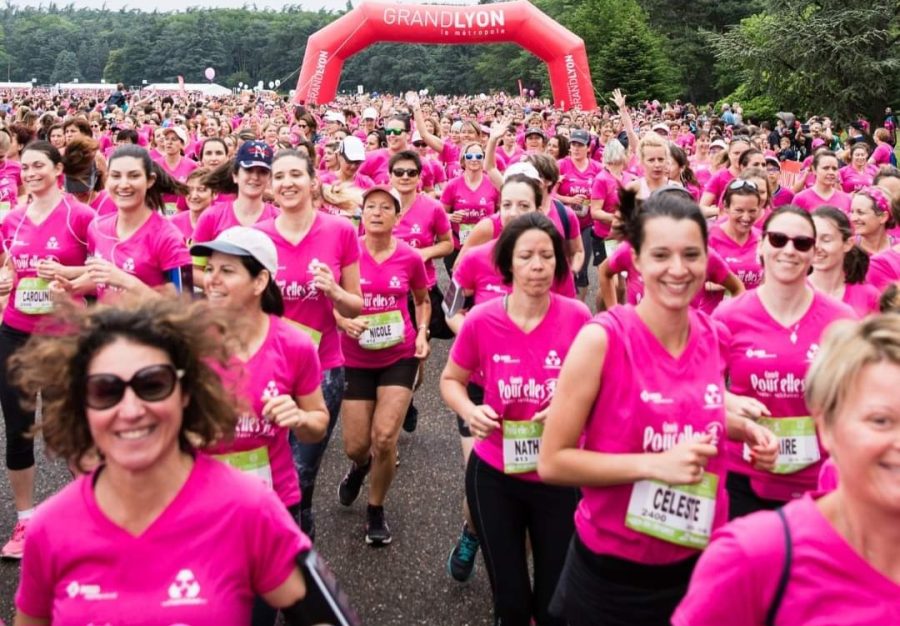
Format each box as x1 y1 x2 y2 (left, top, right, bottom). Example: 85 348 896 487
765 507 792 626
553 199 571 239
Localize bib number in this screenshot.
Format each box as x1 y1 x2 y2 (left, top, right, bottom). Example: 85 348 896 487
746 416 820 474
14 277 53 315
213 446 273 490
458 222 476 245
502 420 544 474
625 474 719 549
358 311 405 350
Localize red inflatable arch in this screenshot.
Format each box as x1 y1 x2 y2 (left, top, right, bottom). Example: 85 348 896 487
294 0 596 111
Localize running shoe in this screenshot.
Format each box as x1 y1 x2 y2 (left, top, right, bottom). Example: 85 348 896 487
447 523 480 582
402 402 419 433
338 458 371 507
1 520 29 560
365 505 392 546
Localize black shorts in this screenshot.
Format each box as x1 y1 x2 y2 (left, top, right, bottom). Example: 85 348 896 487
455 382 484 437
343 357 420 401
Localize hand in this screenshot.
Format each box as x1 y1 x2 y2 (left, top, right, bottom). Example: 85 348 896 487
448 211 464 223
414 331 430 359
531 407 550 424
727 393 772 423
341 317 369 339
36 259 65 280
262 394 311 431
466 404 500 441
0 271 12 297
86 257 134 290
310 262 337 298
743 420 778 472
489 117 512 142
405 91 420 108
650 434 718 485
611 89 627 110
48 277 74 302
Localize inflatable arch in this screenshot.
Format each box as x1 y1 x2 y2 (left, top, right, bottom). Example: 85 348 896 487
294 0 596 111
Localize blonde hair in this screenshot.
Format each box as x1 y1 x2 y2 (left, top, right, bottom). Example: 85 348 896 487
805 314 900 426
638 132 669 162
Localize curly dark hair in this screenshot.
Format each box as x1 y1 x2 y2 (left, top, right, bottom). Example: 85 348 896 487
9 296 239 472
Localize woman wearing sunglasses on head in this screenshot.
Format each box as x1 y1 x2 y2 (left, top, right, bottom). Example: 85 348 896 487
440 142 499 273
10 297 309 625
714 206 856 521
809 206 880 316
674 314 900 626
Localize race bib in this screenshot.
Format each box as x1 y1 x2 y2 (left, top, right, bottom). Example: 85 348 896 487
358 311 405 350
213 446 273 490
14 277 53 315
285 318 323 346
163 202 178 217
746 416 820 474
502 420 544 474
625 474 719 550
458 222 476 245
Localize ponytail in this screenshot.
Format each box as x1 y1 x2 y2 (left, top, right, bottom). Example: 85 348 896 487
203 158 239 195
146 161 188 212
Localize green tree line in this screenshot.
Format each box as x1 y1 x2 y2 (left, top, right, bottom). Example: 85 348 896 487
0 0 894 122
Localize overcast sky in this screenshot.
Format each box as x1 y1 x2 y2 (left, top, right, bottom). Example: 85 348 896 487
10 0 476 11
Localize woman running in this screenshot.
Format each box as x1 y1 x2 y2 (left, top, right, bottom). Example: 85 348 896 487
851 186 896 255
699 136 751 216
154 125 198 216
707 180 763 305
793 151 852 213
839 142 876 193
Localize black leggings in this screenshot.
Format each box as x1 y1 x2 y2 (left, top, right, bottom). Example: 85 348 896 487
0 324 35 471
726 472 784 520
466 452 578 626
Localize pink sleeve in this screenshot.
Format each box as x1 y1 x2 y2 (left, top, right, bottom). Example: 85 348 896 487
440 142 458 166
706 248 732 283
563 205 579 239
192 209 217 245
866 255 897 290
433 203 452 236
249 488 310 595
607 243 630 273
453 250 478 291
14 516 53 618
291 336 322 397
590 175 608 201
672 517 782 626
156 223 192 271
449 309 481 372
439 178 456 207
410 251 428 291
338 220 361 268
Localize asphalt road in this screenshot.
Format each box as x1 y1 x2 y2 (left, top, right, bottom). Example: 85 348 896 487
0 268 599 625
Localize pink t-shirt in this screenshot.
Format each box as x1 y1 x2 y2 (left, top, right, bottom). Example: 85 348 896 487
393 193 451 288
558 157 601 229
703 168 735 207
169 210 197 244
16 454 308 624
838 164 875 193
871 142 893 166
192 199 280 245
1 198 94 333
206 316 321 507
255 214 360 369
792 187 852 214
771 185 795 209
590 168 633 238
341 238 427 369
87 211 191 300
0 160 20 213
713 290 855 501
439 141 462 180
440 175 499 249
608 242 732 312
319 170 375 190
419 156 445 191
91 190 118 217
575 306 730 563
358 148 392 185
496 145 525 172
866 248 900 290
450 294 590 481
454 239 576 302
841 282 881 316
673 495 900 626
708 225 763 293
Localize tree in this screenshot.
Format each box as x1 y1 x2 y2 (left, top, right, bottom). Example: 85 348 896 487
598 11 680 102
710 0 899 123
50 49 82 84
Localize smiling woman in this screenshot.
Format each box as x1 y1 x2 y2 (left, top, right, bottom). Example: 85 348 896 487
7 296 310 625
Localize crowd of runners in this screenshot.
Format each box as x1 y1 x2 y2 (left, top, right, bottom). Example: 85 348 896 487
0 83 896 625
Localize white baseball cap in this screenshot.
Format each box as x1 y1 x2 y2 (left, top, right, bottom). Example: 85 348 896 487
338 136 366 162
652 123 670 135
503 161 542 183
163 125 189 145
362 107 378 120
190 227 278 277
324 111 345 124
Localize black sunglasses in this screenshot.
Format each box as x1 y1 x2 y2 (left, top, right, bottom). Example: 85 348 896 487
764 231 815 252
86 364 184 410
391 168 420 178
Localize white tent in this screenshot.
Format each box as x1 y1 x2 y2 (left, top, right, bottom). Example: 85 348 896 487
144 83 232 96
0 82 34 90
54 83 118 91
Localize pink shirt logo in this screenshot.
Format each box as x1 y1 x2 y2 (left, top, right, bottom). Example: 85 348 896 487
165 569 205 605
